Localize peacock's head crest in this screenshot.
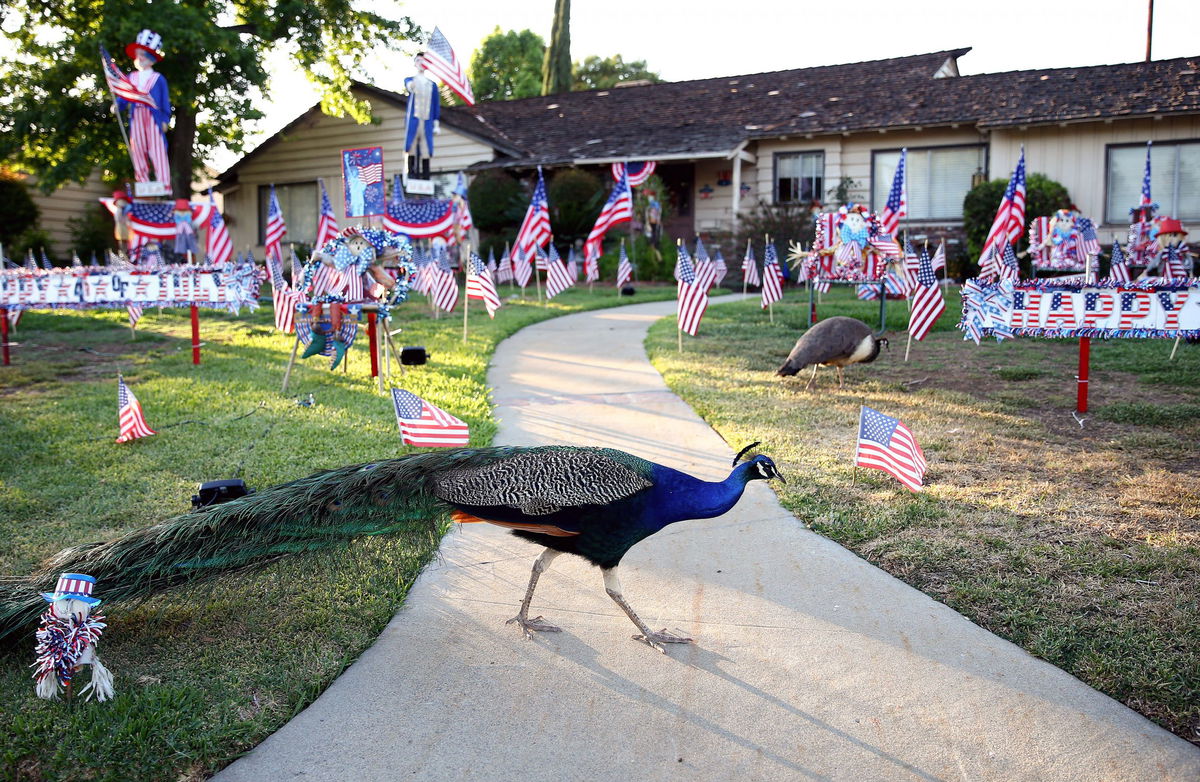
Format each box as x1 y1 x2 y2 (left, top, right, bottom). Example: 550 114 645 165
733 442 786 484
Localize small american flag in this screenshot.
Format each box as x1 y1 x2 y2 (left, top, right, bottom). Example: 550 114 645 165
616 242 633 287
1000 243 1021 282
979 148 1026 278
544 246 574 299
931 241 946 274
465 252 501 317
712 248 728 285
495 245 514 284
1077 216 1101 257
268 255 300 333
584 168 632 262
316 179 340 249
742 240 761 286
514 167 551 257
676 241 713 336
206 189 233 266
1108 239 1131 283
855 406 926 492
100 45 156 109
512 247 532 288
126 302 143 329
879 149 907 238
1140 141 1154 207
761 242 783 309
907 247 945 341
392 388 470 447
357 163 384 186
264 185 287 262
430 262 459 313
420 27 474 106
566 246 579 280
902 241 921 295
116 376 155 443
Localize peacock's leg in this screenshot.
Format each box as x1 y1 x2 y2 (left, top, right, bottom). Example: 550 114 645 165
837 366 845 388
805 363 819 390
506 548 562 638
602 567 693 653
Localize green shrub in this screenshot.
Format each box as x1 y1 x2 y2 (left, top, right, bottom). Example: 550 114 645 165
962 173 1071 277
468 169 524 233
0 172 40 250
67 201 113 260
547 167 603 243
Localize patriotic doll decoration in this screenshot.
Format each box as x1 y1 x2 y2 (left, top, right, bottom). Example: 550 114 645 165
110 190 132 245
404 56 440 180
1026 208 1096 272
172 198 199 257
800 204 899 282
299 227 414 369
33 573 114 702
114 30 172 190
1149 218 1192 280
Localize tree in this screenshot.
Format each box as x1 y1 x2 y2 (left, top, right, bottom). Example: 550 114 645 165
0 1 419 197
573 55 661 91
542 0 571 95
470 28 545 103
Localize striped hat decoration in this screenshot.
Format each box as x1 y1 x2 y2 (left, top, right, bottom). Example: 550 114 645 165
126 29 164 63
40 573 102 606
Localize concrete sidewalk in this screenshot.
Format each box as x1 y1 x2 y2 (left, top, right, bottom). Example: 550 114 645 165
216 298 1200 781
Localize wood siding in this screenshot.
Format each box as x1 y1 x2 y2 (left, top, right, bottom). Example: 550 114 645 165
222 92 495 254
25 173 111 259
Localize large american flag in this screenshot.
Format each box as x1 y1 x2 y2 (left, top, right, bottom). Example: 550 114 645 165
616 241 633 287
420 27 474 106
465 252 501 318
611 161 657 187
100 45 156 108
761 241 783 309
742 240 761 286
514 167 551 256
264 185 287 262
584 168 632 262
392 388 470 447
544 246 574 299
907 247 945 341
879 148 907 238
676 241 714 336
205 190 233 266
978 148 1026 278
116 376 156 443
316 179 340 249
855 406 926 492
1108 239 1131 283
384 198 455 238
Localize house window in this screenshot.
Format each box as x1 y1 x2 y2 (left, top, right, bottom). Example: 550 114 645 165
775 152 824 204
258 182 318 246
871 145 986 222
1105 141 1200 223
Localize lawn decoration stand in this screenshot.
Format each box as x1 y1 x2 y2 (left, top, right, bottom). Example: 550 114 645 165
282 227 416 393
796 205 902 330
0 262 263 366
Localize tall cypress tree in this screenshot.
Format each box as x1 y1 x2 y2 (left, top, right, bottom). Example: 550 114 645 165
542 0 572 95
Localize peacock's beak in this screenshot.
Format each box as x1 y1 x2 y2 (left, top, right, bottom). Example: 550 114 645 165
773 469 787 485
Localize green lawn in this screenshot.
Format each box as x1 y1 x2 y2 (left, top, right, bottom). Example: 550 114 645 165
0 283 675 782
647 285 1200 746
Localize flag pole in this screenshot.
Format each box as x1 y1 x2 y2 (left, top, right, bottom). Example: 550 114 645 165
765 233 774 325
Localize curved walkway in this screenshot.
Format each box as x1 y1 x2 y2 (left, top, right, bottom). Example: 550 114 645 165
217 297 1200 781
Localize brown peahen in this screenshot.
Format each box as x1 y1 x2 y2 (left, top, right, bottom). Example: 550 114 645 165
0 444 784 652
776 316 888 389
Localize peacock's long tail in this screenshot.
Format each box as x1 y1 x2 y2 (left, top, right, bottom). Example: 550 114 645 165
0 450 485 644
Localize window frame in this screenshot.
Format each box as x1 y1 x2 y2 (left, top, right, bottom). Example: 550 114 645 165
869 143 989 223
257 180 320 246
1103 139 1200 224
772 150 825 205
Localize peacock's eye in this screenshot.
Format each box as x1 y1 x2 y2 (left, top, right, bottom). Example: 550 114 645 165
326 499 345 512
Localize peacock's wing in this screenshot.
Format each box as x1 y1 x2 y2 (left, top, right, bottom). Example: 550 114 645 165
431 447 653 520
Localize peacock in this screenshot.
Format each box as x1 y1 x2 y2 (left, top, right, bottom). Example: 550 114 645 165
776 316 888 389
0 444 784 652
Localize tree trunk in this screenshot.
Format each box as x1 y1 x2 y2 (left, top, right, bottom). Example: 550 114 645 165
542 0 572 95
170 104 197 199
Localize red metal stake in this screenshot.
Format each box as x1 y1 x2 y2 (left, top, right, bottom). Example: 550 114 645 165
367 310 379 378
0 308 9 366
190 305 201 365
1077 336 1090 414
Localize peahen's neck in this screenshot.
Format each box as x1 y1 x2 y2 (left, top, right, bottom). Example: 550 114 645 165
649 461 758 528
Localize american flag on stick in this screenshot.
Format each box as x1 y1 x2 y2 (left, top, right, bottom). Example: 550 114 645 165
116 375 156 444
978 148 1026 279
495 244 513 284
466 252 501 318
742 240 761 286
100 45 156 108
512 247 532 288
544 245 574 299
1108 239 1131 283
392 388 470 447
907 247 945 342
419 28 475 106
855 406 926 492
316 179 340 249
761 241 783 309
514 168 551 257
616 241 633 287
676 241 714 336
584 168 632 262
126 302 142 330
205 189 233 266
264 184 287 262
431 254 459 312
879 148 907 239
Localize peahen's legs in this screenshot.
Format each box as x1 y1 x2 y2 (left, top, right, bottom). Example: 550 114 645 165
836 366 845 388
506 548 562 638
805 363 819 390
602 567 693 653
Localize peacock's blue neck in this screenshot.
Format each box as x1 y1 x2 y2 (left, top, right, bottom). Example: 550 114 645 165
645 461 757 529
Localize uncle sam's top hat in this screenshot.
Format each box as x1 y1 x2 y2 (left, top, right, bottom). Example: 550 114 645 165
41 573 102 606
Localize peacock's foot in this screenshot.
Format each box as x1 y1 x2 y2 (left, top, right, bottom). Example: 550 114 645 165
506 614 562 639
632 629 694 653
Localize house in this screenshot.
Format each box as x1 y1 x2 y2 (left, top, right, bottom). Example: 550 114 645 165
215 48 1200 260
